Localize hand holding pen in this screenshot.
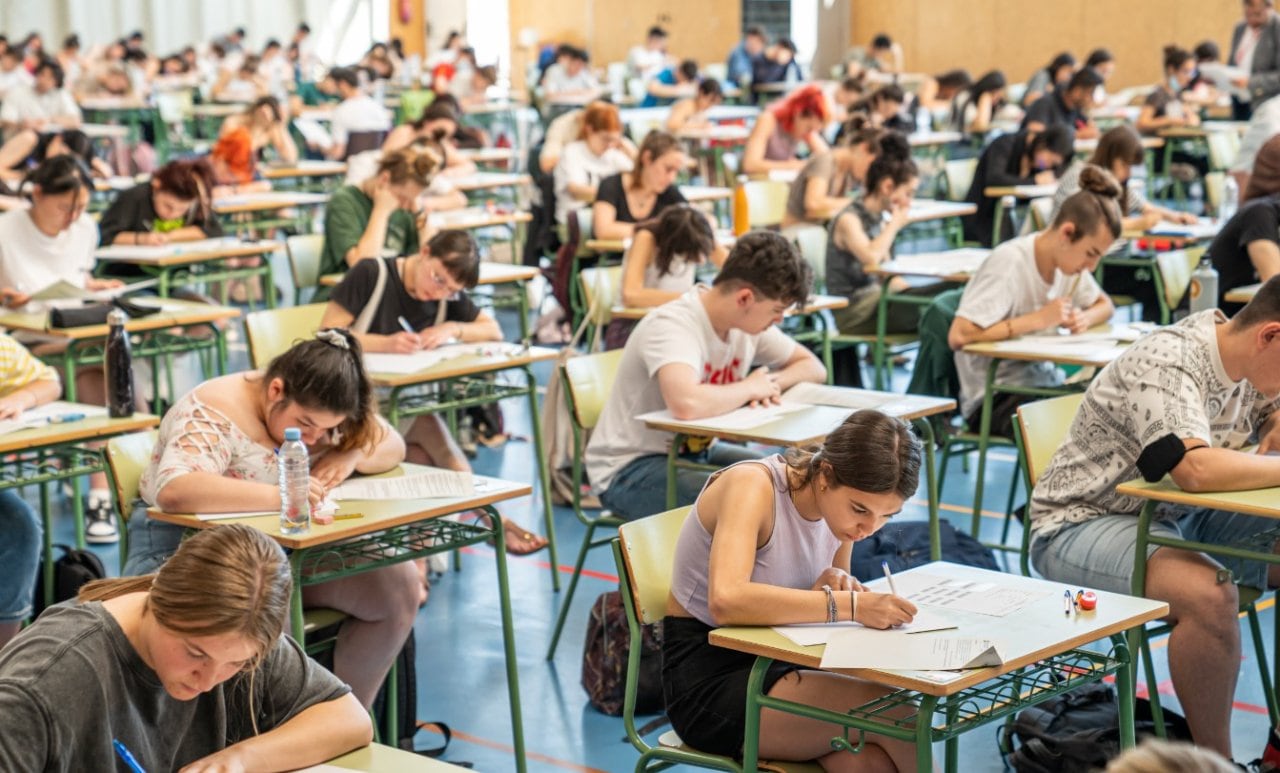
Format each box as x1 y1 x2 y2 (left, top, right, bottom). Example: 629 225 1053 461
389 316 423 352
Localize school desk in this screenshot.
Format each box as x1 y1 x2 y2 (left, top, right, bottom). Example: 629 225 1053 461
583 227 736 255
642 386 954 538
0 297 241 404
77 97 155 146
448 171 530 195
0 409 158 604
320 259 540 341
95 238 284 309
983 184 1058 245
711 561 1167 773
1226 282 1261 304
1115 474 1280 723
262 159 349 193
322 743 472 771
149 467 532 770
186 101 245 137
455 146 518 166
365 345 562 590
961 326 1135 548
675 126 750 186
212 191 331 236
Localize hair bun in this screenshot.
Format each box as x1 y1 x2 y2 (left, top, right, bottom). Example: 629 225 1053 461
1077 164 1122 199
878 131 911 161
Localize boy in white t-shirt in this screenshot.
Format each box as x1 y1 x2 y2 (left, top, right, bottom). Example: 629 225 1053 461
948 164 1120 436
586 231 827 519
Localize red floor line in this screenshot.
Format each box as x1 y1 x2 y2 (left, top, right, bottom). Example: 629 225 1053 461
434 726 611 773
1104 674 1272 716
459 545 621 583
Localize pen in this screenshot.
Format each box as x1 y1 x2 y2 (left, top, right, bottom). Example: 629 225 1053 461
333 512 364 520
881 561 901 597
397 316 416 335
46 412 86 424
1063 589 1073 616
113 739 147 773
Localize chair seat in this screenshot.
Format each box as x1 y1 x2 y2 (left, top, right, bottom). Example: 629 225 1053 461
657 731 825 773
303 607 349 635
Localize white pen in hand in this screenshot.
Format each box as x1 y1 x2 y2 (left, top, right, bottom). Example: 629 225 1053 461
882 561 901 597
397 315 416 335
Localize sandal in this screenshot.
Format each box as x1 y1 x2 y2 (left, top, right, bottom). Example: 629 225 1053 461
470 512 549 555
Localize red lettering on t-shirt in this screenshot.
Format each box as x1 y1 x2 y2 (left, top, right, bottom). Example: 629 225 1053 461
703 357 742 385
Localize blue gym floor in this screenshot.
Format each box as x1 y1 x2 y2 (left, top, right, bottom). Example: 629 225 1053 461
50 280 1275 772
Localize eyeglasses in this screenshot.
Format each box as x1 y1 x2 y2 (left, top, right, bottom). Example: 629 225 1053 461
426 262 463 296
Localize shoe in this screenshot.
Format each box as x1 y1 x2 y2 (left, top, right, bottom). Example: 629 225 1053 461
85 499 119 544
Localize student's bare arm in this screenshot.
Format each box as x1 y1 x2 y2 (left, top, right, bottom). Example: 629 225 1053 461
770 343 826 391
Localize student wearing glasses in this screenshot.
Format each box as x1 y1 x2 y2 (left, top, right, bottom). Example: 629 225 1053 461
318 231 549 555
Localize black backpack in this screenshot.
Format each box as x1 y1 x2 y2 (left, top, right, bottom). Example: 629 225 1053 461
849 520 1000 578
32 544 106 617
1000 681 1192 772
582 590 664 716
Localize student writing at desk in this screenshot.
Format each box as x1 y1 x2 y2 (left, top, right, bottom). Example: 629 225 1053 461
98 157 223 252
782 121 890 228
741 84 830 176
1029 277 1280 762
664 410 919 769
319 145 441 279
123 332 419 710
1135 46 1201 134
0 333 61 651
0 525 372 771
949 165 1120 436
962 124 1074 247
0 127 112 183
0 157 125 542
319 230 548 555
949 70 1007 135
1019 52 1075 110
609 204 729 349
1021 67 1102 139
586 232 826 519
665 78 725 133
1207 137 1280 313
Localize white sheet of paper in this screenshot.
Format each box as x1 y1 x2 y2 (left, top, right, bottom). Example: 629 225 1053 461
773 610 958 646
0 401 108 436
95 237 245 260
293 117 334 148
638 401 810 432
332 469 473 500
888 572 1051 617
819 629 1003 670
1147 219 1220 240
27 280 98 302
362 342 521 374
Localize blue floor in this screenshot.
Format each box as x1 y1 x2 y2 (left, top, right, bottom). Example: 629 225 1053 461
46 294 1277 772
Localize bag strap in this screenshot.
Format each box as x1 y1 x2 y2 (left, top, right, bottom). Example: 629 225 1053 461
351 258 389 335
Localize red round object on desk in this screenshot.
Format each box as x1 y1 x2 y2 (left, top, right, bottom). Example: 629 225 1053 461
1078 591 1097 611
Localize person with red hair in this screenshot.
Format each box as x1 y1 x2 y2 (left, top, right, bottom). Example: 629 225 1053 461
742 84 831 175
552 100 631 224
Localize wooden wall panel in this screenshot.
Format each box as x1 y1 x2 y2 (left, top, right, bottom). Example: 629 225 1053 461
389 0 426 58
853 0 1240 90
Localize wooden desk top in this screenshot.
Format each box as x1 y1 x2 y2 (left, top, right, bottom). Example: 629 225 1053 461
1225 282 1261 304
1075 136 1163 152
0 411 158 455
678 185 733 203
188 103 246 118
710 561 1167 696
426 208 532 230
462 100 527 115
909 130 964 147
322 743 473 771
1157 121 1250 138
676 125 751 142
0 195 30 211
262 160 348 179
906 199 977 223
149 467 532 550
321 260 539 288
213 192 330 214
643 390 954 447
78 123 132 139
586 228 736 255
449 172 530 192
610 293 848 321
0 298 241 339
95 239 280 267
1116 476 1280 519
367 345 558 388
455 147 518 164
872 247 992 280
983 184 1058 200
962 324 1139 368
78 97 151 111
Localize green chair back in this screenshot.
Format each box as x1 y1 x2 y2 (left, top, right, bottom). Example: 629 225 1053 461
564 349 624 432
739 180 789 230
286 233 325 305
783 224 828 288
618 506 691 626
942 158 978 202
245 303 327 369
1013 393 1084 490
1155 245 1206 311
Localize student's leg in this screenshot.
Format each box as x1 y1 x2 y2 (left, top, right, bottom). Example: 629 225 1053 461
121 510 186 574
402 415 546 553
760 671 914 772
600 454 679 520
301 562 420 709
1032 514 1244 759
0 130 39 174
0 489 40 650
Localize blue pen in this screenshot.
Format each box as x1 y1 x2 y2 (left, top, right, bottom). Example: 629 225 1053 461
396 316 416 335
113 739 147 773
46 412 86 425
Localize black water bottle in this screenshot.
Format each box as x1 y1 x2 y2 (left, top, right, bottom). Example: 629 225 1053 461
104 308 134 418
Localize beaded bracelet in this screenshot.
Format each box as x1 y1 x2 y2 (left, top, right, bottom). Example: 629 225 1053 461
822 584 837 623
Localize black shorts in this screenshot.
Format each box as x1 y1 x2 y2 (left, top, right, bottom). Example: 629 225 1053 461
662 616 805 757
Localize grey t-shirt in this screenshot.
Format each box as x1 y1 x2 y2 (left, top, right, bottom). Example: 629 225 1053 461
0 601 350 772
785 152 852 222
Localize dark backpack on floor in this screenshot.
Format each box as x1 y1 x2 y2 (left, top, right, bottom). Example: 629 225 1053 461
850 520 999 578
1000 681 1192 772
582 590 664 716
32 544 106 617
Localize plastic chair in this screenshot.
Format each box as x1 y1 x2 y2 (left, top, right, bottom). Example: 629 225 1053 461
783 223 828 290
544 349 625 660
578 265 623 343
941 158 978 203
245 303 327 369
1023 197 1054 235
736 180 789 231
286 233 325 305
343 130 388 160
613 509 821 773
104 430 159 572
1154 245 1206 312
1207 130 1241 172
1011 395 1280 731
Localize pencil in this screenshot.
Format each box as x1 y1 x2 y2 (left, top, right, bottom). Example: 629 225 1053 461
333 512 364 520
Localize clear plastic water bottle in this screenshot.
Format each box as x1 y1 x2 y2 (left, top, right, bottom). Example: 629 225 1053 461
279 428 310 535
1221 175 1239 222
1189 256 1219 314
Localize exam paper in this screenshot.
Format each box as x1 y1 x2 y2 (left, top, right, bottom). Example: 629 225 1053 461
332 468 473 500
773 609 958 646
638 402 810 432
27 280 99 302
363 342 523 374
889 572 1051 617
819 628 1004 670
0 401 108 436
94 236 244 260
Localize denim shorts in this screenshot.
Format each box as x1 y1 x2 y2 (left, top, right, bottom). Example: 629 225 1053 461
600 443 764 521
121 508 185 575
0 489 41 622
1031 508 1274 593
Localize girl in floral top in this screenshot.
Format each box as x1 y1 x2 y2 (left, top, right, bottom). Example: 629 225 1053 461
123 329 415 710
